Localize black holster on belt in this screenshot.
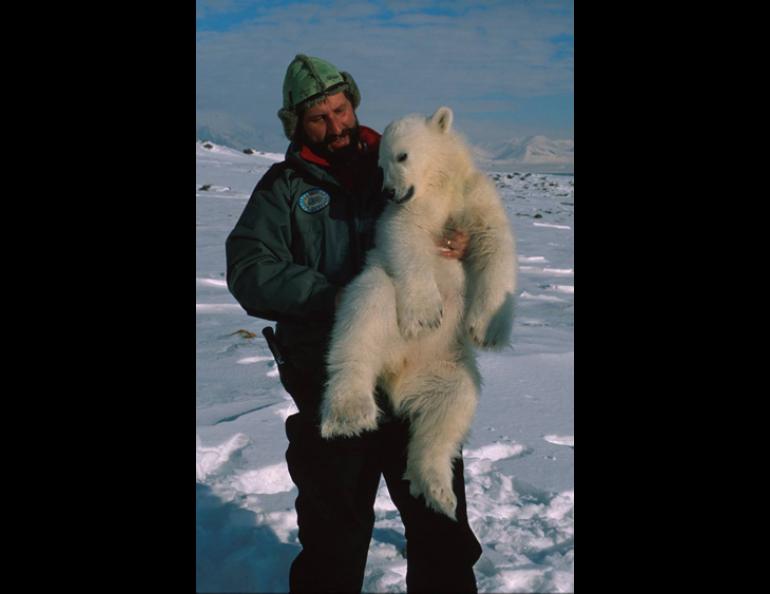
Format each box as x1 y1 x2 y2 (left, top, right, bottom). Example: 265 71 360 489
261 326 285 366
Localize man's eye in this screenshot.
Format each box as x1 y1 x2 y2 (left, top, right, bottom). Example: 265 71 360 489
397 153 408 162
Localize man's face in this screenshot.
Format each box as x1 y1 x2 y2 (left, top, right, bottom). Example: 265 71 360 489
300 92 358 154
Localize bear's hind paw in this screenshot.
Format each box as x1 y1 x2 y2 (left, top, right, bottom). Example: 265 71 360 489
320 394 380 439
404 464 458 520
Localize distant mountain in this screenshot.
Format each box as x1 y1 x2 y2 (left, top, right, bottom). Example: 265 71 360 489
493 136 573 164
474 135 574 173
197 110 286 153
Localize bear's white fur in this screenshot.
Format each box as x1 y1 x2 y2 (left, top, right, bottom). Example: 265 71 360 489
320 107 517 519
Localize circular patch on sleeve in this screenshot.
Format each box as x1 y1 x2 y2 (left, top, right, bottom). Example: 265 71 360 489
298 188 331 213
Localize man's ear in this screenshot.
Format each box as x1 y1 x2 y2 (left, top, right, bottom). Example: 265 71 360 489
429 106 453 133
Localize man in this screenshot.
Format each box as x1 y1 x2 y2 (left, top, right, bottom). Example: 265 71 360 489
226 54 481 593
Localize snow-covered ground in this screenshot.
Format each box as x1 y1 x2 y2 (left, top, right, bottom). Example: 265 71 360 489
196 139 574 593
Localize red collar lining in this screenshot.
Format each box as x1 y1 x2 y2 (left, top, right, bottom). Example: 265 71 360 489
299 126 381 169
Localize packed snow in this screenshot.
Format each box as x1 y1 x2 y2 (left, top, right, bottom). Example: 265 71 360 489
196 139 574 593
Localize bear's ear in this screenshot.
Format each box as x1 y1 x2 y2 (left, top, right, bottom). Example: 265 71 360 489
429 106 453 134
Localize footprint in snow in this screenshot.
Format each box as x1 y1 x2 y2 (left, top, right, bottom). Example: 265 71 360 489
464 441 532 477
196 433 250 481
465 441 529 463
229 462 294 495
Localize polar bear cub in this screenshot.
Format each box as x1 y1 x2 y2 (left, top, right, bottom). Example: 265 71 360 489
320 106 517 519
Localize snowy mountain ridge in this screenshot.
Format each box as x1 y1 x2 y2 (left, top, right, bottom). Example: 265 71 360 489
473 136 574 173
197 135 574 174
492 136 574 164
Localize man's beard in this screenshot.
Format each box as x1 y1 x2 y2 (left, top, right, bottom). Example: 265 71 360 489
302 119 362 164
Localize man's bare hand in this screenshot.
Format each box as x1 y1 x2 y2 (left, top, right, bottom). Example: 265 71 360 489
437 229 470 260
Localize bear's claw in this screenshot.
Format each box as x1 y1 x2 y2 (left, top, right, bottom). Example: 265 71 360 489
397 300 443 339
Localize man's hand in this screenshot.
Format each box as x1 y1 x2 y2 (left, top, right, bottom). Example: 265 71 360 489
438 229 470 260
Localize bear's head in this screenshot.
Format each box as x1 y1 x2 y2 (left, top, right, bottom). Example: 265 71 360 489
379 106 457 205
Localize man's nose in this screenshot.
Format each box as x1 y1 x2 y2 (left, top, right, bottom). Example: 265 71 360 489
329 114 345 135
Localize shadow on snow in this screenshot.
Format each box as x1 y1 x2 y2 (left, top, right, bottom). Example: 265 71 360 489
196 483 299 593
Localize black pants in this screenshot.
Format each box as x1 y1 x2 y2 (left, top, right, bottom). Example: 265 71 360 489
279 356 482 593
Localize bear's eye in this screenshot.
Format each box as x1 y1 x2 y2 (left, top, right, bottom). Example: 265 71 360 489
397 153 408 163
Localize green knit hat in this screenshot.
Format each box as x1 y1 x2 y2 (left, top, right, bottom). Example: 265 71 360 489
277 54 361 140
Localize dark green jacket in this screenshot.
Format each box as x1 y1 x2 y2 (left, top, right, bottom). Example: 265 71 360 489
226 128 384 367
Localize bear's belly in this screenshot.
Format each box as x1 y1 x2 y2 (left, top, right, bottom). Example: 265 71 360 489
379 259 466 384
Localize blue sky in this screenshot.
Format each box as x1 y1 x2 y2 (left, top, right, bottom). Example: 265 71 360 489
196 0 573 151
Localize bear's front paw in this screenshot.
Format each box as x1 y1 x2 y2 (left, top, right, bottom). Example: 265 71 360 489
396 290 444 339
466 305 513 349
320 389 380 439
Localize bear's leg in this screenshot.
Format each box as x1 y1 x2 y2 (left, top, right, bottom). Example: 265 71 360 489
321 268 400 438
396 361 479 520
321 359 381 438
462 175 517 349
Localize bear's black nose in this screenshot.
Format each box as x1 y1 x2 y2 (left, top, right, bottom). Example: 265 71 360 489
383 187 396 200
